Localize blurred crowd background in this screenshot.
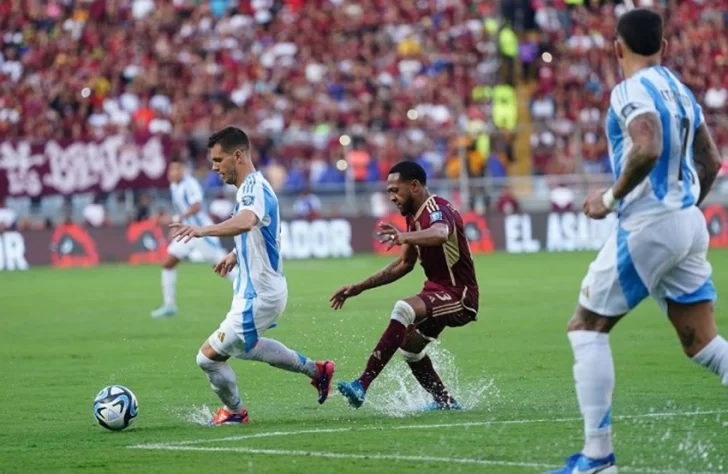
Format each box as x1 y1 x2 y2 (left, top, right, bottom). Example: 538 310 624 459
0 0 727 231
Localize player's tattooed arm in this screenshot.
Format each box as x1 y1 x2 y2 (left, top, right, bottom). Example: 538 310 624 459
357 244 417 291
693 123 722 206
612 113 663 200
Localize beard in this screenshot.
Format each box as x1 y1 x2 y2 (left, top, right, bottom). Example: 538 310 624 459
226 169 237 186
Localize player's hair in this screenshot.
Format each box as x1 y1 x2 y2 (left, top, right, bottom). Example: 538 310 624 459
207 126 250 153
169 157 183 164
389 161 427 186
616 8 663 57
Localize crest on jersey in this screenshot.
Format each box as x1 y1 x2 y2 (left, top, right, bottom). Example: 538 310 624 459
620 102 640 119
429 211 443 222
241 195 255 206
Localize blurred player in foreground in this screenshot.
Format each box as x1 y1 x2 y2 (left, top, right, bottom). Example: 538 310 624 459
548 10 726 474
170 126 335 424
151 158 236 318
331 161 479 411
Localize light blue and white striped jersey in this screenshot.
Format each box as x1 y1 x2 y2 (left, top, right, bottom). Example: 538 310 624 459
170 175 222 249
606 65 705 224
233 171 285 299
170 175 215 228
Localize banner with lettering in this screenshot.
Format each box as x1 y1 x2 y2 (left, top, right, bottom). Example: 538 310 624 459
0 135 170 199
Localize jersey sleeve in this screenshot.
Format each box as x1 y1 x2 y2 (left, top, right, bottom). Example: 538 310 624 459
421 200 455 235
610 80 659 128
236 178 265 224
183 177 204 205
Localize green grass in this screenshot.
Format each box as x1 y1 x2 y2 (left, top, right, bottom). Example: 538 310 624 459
1 252 727 474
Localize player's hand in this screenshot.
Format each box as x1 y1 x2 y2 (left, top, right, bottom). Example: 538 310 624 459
329 284 363 310
214 252 237 277
583 189 612 220
169 223 204 243
377 222 406 251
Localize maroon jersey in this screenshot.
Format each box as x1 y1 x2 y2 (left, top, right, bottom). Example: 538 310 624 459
406 195 479 311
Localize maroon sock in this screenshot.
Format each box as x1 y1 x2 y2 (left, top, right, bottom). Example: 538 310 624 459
358 320 407 391
408 355 451 405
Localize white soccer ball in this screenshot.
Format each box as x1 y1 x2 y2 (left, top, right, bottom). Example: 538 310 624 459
93 385 139 431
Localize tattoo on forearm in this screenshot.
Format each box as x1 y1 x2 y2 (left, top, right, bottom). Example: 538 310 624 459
613 114 662 199
360 259 410 290
693 123 722 206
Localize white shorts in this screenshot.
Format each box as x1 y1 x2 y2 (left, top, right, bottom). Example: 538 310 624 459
207 291 288 357
579 206 717 316
168 236 226 263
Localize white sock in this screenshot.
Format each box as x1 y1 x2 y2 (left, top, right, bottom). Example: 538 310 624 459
692 335 728 386
240 338 318 378
568 330 615 459
162 269 176 307
196 352 244 413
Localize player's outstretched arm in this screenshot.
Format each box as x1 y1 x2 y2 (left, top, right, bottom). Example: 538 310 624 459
612 113 663 200
169 210 258 242
693 123 723 206
377 222 449 248
329 244 417 310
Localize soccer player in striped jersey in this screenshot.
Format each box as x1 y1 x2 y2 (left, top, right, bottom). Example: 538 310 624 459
331 161 479 411
170 127 335 424
548 9 726 474
151 158 235 318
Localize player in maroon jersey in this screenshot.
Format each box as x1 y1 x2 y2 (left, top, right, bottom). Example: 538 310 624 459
330 161 479 410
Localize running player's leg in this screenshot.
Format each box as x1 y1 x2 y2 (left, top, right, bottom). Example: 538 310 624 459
152 240 191 318
198 302 248 425
548 230 635 474
337 296 424 408
399 327 458 410
402 289 475 410
656 211 727 384
233 295 336 404
667 300 727 384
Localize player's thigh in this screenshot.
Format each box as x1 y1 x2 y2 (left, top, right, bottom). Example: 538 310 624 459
579 224 675 318
204 296 249 359
167 238 194 260
653 210 715 314
411 291 475 341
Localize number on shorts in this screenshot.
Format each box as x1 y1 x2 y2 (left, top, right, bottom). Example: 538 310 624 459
435 293 453 302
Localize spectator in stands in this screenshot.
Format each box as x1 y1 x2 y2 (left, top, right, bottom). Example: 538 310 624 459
293 187 322 220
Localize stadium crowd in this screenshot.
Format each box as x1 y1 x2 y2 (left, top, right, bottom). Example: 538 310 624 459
0 0 519 193
530 0 728 176
0 0 727 231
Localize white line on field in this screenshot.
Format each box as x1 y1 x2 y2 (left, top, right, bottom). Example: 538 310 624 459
129 409 728 448
129 444 724 474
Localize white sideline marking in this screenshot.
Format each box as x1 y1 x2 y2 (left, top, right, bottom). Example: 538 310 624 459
129 409 728 447
127 410 728 474
130 445 724 474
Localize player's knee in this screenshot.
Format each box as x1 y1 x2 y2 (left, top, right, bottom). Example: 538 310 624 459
391 300 416 326
196 350 222 371
399 348 426 363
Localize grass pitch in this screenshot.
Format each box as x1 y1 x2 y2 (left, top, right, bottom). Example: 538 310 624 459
1 252 726 474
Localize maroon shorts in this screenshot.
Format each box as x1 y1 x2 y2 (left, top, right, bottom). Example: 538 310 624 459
414 281 478 340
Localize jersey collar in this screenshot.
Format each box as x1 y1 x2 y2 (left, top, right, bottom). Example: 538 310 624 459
413 195 437 221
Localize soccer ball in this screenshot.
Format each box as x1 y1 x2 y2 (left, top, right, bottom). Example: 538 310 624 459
93 385 139 431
